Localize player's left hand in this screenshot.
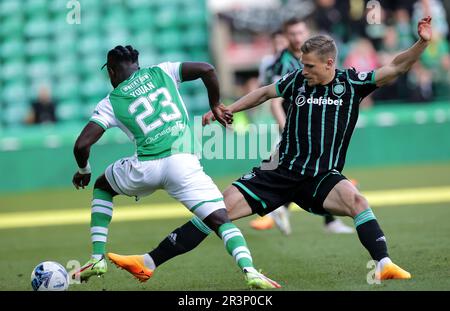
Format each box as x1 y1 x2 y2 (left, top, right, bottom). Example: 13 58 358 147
72 172 91 189
418 16 432 41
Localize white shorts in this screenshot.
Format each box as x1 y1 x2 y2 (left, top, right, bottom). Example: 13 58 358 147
105 153 225 220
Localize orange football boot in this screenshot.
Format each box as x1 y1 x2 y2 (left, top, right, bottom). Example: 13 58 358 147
250 216 275 230
107 253 153 282
376 263 411 280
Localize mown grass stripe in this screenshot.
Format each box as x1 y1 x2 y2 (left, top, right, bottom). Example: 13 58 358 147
1 186 450 229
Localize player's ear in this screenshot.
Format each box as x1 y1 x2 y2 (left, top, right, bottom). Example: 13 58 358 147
107 67 115 78
326 58 334 68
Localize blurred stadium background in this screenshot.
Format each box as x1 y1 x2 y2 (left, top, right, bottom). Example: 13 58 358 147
0 0 449 291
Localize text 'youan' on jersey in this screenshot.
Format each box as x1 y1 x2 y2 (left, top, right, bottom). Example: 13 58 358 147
275 68 378 176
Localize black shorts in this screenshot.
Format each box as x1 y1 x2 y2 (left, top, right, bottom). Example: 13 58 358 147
232 166 346 216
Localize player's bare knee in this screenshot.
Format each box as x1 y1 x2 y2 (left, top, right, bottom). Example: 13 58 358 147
223 186 240 218
335 186 354 216
348 194 369 217
335 181 365 217
223 185 253 221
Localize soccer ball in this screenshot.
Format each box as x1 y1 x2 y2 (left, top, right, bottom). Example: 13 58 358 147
31 261 69 291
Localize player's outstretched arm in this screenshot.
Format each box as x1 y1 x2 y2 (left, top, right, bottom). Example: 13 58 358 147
375 16 432 87
229 83 279 113
202 83 278 126
72 122 105 189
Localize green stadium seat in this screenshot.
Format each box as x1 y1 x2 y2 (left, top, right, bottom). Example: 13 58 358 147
2 105 29 126
26 39 51 58
127 0 152 9
24 17 51 38
183 27 208 48
77 12 101 35
102 9 127 32
27 61 51 80
132 31 155 51
129 10 154 30
0 15 24 38
80 0 102 11
24 0 48 15
56 100 84 122
156 53 189 65
138 52 158 68
53 55 79 78
78 55 107 78
179 83 198 96
0 0 21 17
1 61 26 79
48 0 66 14
179 7 206 27
80 75 109 99
2 82 28 104
182 93 208 113
104 30 131 50
189 49 210 61
78 35 104 55
154 30 182 51
51 16 78 44
53 32 78 53
152 0 185 11
153 8 178 29
1 40 25 59
54 77 80 101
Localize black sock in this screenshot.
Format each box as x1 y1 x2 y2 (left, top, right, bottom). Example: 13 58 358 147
324 214 336 224
148 221 208 267
356 219 389 261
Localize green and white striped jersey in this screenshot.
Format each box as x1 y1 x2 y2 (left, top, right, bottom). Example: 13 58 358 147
90 62 195 160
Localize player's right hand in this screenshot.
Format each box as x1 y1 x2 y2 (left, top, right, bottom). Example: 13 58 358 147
72 172 91 189
418 16 432 41
203 104 233 127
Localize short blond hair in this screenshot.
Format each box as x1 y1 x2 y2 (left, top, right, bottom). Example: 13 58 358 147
301 35 337 61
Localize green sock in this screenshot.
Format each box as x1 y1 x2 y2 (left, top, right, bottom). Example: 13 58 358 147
90 188 113 257
218 222 254 272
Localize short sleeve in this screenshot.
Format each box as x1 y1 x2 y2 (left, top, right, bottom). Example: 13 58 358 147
271 74 281 84
275 70 300 100
89 96 117 130
156 62 182 87
346 68 378 99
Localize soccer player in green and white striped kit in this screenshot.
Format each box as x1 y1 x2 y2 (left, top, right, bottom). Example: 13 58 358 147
71 45 280 289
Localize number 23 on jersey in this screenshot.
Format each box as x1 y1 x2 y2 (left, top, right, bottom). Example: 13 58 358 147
129 87 182 135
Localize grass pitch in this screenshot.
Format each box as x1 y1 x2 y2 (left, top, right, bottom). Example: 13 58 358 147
1 162 450 291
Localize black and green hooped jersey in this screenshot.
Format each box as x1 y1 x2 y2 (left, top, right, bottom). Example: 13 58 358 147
275 68 378 176
90 62 193 160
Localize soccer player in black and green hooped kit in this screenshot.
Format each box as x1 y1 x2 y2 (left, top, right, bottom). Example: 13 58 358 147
110 16 432 283
251 17 354 235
